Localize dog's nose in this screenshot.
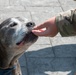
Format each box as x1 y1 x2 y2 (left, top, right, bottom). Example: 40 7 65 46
26 22 35 27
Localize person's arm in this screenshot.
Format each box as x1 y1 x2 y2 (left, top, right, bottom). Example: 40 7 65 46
32 9 76 37
56 9 76 36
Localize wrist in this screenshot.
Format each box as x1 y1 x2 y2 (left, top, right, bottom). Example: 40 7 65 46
49 17 58 37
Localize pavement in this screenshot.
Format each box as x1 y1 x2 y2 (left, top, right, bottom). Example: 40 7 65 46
0 0 76 75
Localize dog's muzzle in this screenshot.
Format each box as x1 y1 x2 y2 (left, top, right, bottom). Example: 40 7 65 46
16 22 38 46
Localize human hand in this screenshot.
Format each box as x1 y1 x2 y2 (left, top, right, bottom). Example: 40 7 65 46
32 17 58 37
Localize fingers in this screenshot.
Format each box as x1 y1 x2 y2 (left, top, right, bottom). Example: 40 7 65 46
32 30 45 36
33 23 46 30
32 29 50 36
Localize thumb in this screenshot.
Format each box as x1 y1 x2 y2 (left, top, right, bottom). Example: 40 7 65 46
32 29 49 36
32 29 44 36
33 24 46 30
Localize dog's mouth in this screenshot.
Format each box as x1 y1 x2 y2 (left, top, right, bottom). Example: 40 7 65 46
16 32 38 46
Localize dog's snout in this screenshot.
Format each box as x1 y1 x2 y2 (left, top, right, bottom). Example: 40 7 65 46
26 22 35 27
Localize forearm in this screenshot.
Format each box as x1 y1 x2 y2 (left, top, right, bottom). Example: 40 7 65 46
55 9 76 36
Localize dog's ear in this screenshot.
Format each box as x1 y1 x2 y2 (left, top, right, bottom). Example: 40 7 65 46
0 41 8 69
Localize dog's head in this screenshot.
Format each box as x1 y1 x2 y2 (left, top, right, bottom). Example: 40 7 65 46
0 17 38 69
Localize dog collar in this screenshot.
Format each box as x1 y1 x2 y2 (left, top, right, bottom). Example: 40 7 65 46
0 65 16 75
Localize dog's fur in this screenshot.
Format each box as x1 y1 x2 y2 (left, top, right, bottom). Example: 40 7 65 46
0 17 38 75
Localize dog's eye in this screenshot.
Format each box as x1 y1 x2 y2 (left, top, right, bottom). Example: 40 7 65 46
10 22 17 27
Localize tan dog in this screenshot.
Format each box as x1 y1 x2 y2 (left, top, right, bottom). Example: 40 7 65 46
0 17 38 75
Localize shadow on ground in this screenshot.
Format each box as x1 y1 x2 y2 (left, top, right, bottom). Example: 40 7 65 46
25 44 76 75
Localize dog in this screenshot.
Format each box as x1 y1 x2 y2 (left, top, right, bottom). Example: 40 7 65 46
0 17 38 75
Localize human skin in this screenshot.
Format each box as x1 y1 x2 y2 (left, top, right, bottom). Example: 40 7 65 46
32 17 58 37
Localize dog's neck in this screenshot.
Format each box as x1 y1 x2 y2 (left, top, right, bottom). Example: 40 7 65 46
0 42 24 69
0 41 9 69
